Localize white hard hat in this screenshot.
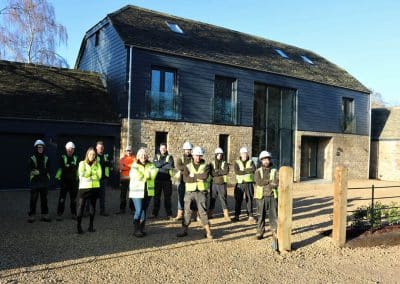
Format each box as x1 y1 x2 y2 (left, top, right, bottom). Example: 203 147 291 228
239 147 248 154
34 139 45 147
183 141 193 150
214 147 224 154
192 146 204 156
259 151 272 160
125 145 132 151
65 141 75 149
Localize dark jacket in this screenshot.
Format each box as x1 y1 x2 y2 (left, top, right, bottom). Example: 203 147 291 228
183 159 210 184
210 157 229 185
234 158 256 175
29 153 50 189
176 154 192 182
58 154 78 182
154 152 174 181
254 166 279 197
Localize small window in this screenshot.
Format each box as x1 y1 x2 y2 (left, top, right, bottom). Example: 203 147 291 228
166 22 184 34
219 134 229 162
275 48 289 59
342 97 356 133
301 55 314 65
94 30 100 46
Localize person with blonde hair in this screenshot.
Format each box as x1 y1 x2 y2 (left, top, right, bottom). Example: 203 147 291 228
76 147 102 234
129 148 158 237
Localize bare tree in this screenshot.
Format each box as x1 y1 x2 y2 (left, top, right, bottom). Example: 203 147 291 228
371 90 386 108
0 0 68 67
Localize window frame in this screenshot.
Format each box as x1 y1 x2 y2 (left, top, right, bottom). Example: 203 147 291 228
341 97 356 133
212 75 238 125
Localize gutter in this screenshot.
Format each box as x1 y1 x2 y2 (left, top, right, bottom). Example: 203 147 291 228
127 46 133 148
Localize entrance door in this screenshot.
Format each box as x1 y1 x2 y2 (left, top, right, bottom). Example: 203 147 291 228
300 137 318 178
252 83 295 167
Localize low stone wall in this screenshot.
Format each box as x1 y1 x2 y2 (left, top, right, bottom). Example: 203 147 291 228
121 119 253 184
294 131 370 181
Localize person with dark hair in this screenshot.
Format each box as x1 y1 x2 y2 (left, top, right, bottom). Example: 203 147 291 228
76 147 102 234
152 143 174 219
254 151 278 244
95 141 112 216
28 139 51 223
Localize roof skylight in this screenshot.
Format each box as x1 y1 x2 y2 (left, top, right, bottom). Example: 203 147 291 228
166 22 184 34
274 48 289 59
301 55 314 65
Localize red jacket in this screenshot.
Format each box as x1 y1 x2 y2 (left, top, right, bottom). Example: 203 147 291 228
119 154 136 180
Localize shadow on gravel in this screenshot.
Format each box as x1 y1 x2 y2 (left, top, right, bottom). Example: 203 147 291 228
0 188 259 272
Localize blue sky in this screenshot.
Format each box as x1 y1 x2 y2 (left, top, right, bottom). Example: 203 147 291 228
19 1 400 104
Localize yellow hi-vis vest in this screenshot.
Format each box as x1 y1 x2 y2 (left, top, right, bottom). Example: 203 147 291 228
78 161 102 189
255 168 277 199
185 162 209 192
156 154 174 177
129 162 158 198
55 155 78 180
97 154 110 177
211 160 228 183
30 155 50 181
235 159 254 183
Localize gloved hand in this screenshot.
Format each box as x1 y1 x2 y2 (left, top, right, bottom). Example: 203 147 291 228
31 169 40 176
245 168 253 174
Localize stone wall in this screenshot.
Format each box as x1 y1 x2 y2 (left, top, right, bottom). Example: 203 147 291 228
294 131 370 181
121 119 253 184
372 140 400 181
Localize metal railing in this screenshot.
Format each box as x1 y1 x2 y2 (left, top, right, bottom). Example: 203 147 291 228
347 184 400 232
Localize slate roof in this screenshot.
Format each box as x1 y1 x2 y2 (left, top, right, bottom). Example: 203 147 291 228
0 60 119 123
104 5 369 93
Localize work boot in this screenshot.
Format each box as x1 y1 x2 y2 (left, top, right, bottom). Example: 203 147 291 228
140 221 146 236
71 214 77 220
204 224 213 239
41 214 51 222
256 233 264 240
27 215 35 223
56 214 63 221
176 226 188 237
231 216 240 222
133 220 144 238
115 209 126 215
207 209 214 219
173 210 184 221
77 217 84 234
248 216 256 224
100 211 109 217
88 215 95 232
223 209 230 221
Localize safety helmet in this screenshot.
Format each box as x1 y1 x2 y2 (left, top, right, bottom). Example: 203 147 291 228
125 145 132 151
34 139 45 147
192 146 204 156
65 141 75 149
214 147 224 154
239 147 248 154
183 141 193 150
259 151 272 160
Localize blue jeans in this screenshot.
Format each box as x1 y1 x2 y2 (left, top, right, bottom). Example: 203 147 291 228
132 196 151 222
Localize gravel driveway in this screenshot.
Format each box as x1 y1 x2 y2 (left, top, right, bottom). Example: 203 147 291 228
1 180 399 283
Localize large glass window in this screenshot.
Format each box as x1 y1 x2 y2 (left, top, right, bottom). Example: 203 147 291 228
252 83 295 167
213 76 237 124
342 97 355 133
147 67 181 119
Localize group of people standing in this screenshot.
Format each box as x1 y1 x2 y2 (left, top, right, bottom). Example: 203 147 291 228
28 139 279 242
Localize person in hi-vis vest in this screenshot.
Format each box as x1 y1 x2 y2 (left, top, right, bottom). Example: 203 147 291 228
129 148 158 237
55 141 78 221
28 139 51 223
254 151 278 241
76 147 102 234
177 146 213 239
232 147 256 223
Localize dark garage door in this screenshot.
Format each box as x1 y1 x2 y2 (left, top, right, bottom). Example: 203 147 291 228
0 133 45 189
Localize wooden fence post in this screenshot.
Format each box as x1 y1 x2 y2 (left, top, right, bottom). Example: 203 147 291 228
332 165 348 247
278 166 293 252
